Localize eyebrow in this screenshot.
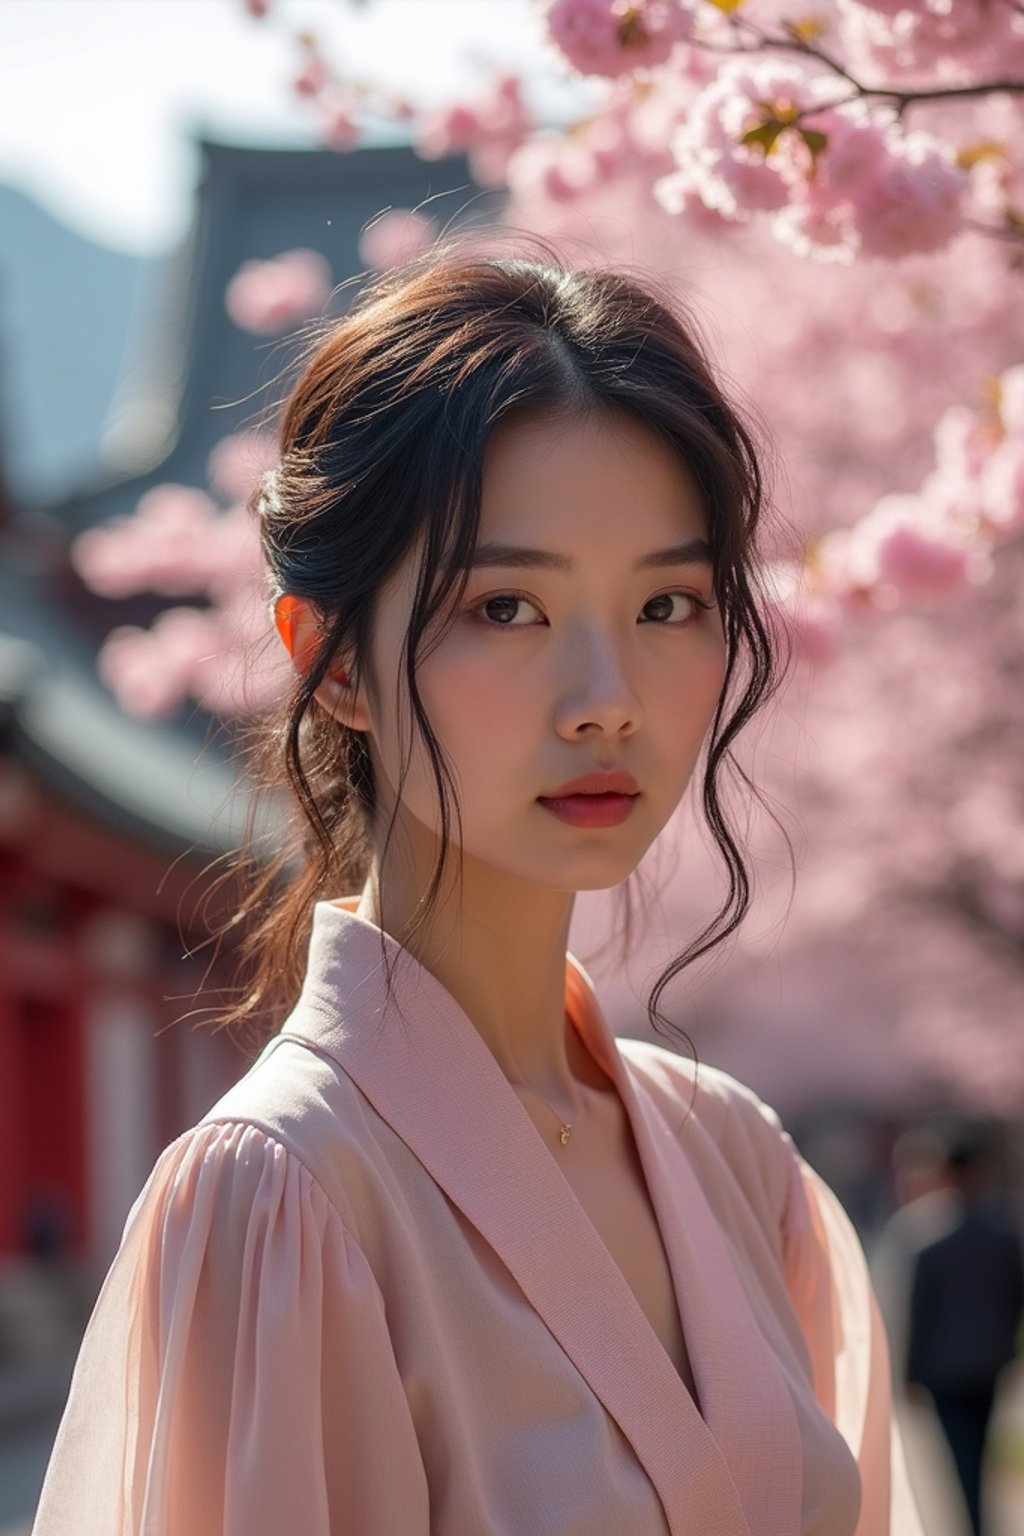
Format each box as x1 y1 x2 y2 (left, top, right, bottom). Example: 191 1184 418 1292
466 538 714 573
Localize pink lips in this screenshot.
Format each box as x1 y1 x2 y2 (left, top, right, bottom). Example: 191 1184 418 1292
537 770 640 828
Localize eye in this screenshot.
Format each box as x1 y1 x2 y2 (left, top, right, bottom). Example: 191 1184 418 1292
640 590 709 625
471 591 545 628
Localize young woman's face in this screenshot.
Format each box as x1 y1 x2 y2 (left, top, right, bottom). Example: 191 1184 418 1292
361 407 728 893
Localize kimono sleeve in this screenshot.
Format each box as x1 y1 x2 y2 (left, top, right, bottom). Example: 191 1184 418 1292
32 1120 429 1536
781 1149 925 1536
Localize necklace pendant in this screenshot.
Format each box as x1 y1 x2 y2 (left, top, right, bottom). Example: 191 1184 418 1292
559 1124 572 1146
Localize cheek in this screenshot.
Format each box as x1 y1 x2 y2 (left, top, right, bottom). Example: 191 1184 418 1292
418 650 538 761
660 640 728 749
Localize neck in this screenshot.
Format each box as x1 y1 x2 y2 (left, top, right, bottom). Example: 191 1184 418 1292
355 847 586 1109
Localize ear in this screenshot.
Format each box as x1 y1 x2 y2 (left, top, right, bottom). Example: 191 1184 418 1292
273 593 372 733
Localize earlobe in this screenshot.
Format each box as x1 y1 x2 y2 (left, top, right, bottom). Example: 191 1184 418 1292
313 675 372 733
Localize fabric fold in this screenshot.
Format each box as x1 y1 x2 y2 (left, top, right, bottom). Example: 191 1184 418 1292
782 1155 924 1536
32 898 925 1535
33 1122 429 1536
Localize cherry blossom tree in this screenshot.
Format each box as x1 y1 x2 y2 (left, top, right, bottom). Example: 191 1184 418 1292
218 0 1024 650
70 0 1024 1113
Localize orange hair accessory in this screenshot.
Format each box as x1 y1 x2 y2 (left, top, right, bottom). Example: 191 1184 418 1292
273 594 344 679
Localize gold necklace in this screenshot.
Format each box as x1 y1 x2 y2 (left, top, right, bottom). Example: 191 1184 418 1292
506 1015 576 1148
517 1083 573 1146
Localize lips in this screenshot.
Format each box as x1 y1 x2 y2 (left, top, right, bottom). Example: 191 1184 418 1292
536 773 639 828
539 770 639 799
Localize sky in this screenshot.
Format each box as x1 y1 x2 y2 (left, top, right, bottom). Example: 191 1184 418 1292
0 0 569 254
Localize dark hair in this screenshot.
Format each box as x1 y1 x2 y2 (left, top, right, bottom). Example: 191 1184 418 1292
222 239 790 1049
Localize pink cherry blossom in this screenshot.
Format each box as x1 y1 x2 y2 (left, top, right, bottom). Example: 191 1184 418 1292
416 103 484 159
82 0 1024 1115
980 438 1024 534
506 125 621 204
998 365 1024 436
952 94 1024 215
414 73 533 189
912 373 1024 542
849 130 965 259
358 209 438 271
98 609 221 719
98 601 284 721
838 0 917 15
290 56 327 100
932 402 991 483
661 58 968 262
774 119 966 263
543 0 692 80
207 432 279 505
224 248 333 335
769 588 843 669
205 505 265 604
838 0 1024 84
658 58 847 222
72 485 222 597
320 100 360 151
844 494 984 606
98 627 182 719
814 108 890 199
804 528 864 609
763 105 881 261
773 187 859 262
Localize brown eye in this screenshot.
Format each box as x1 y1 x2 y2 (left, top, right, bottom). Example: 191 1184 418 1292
641 591 699 624
474 593 543 627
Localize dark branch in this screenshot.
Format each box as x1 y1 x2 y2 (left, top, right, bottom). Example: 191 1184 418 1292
910 867 1024 968
963 218 1024 246
695 16 1024 114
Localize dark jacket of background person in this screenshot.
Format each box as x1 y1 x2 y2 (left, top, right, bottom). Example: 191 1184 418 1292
895 1134 1024 1536
905 1196 1024 1394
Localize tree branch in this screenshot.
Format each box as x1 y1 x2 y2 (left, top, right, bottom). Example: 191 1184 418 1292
910 866 1024 968
963 217 1024 246
696 17 1024 115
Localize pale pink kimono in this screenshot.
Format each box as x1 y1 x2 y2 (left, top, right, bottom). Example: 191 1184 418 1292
33 899 923 1536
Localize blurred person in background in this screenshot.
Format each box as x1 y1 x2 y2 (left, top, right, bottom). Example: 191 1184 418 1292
873 1123 1024 1536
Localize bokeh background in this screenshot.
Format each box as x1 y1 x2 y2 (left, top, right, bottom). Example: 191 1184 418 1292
0 3 1022 1532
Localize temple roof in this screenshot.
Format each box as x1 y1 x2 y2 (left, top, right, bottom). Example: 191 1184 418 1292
0 137 485 854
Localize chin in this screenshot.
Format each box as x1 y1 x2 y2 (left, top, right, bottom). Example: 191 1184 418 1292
534 849 648 894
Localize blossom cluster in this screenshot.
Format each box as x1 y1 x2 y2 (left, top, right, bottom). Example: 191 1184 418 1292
239 0 1024 263
92 0 1020 720
655 59 966 262
546 0 1024 89
774 362 1024 665
224 248 333 333
540 0 1024 262
544 0 694 77
414 73 535 188
71 434 285 718
837 0 1024 84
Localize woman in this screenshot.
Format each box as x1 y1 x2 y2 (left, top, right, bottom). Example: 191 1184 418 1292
33 250 923 1534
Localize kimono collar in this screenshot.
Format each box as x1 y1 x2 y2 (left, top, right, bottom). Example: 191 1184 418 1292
278 898 801 1536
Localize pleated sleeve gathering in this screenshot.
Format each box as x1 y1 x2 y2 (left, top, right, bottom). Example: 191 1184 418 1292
781 1149 924 1536
32 1120 429 1536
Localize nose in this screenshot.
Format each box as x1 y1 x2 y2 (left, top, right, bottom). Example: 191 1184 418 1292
552 624 641 740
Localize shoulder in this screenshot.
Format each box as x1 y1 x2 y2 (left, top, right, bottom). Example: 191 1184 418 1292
616 1036 797 1227
114 1116 384 1321
617 1034 788 1144
185 1031 390 1241
202 1029 360 1143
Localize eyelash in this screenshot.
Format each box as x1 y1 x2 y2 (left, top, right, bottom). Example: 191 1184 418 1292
467 588 715 630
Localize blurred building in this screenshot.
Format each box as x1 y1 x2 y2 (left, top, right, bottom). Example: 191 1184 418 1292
0 138 483 1289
